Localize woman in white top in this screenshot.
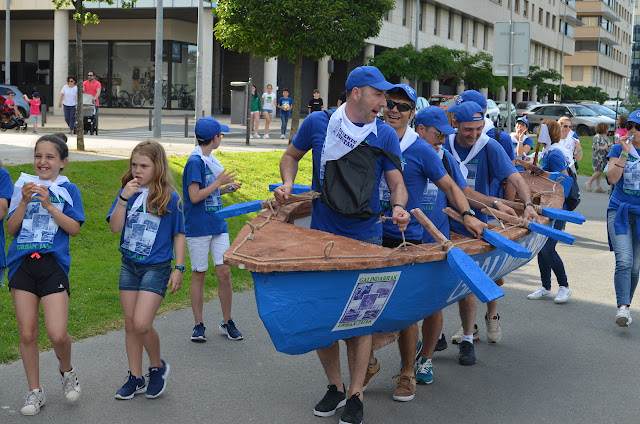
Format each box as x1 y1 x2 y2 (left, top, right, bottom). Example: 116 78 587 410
556 117 583 172
58 76 78 134
261 84 276 139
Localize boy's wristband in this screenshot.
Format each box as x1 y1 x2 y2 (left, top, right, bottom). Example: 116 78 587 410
174 265 186 273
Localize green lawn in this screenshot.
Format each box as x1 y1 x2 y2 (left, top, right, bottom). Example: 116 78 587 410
0 151 312 364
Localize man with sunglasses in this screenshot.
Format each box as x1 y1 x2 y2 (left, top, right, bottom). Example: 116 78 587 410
275 66 410 424
445 100 539 364
369 87 486 401
83 71 102 124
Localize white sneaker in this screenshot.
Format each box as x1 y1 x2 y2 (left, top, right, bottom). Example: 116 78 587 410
451 324 479 344
554 286 572 304
263 134 269 139
61 367 81 402
616 307 632 327
254 133 261 139
280 134 286 139
250 133 255 138
485 314 502 343
21 389 45 416
527 287 554 300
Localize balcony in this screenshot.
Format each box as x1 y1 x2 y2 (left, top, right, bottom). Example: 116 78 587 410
574 0 620 22
574 25 618 45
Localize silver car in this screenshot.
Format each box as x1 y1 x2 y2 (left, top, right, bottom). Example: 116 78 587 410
523 103 615 136
485 99 500 126
497 101 516 128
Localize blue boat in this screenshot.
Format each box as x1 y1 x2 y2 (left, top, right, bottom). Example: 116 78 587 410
224 172 579 355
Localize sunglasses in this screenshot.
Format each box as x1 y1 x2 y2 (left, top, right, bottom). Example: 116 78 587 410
562 124 572 128
8 94 14 96
386 99 412 113
219 133 224 138
88 74 94 77
626 122 640 131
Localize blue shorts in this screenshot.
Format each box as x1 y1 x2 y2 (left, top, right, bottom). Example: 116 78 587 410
119 257 171 297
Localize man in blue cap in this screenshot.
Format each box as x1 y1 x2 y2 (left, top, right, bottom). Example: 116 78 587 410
183 117 243 344
366 86 486 401
444 100 538 364
275 66 410 424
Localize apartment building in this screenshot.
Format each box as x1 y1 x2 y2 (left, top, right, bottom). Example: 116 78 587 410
563 0 633 99
629 0 640 96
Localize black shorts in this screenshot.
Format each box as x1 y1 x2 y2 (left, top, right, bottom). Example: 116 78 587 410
9 253 70 297
382 237 423 248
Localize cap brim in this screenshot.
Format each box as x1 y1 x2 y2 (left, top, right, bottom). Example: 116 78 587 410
369 81 395 91
435 123 456 135
220 124 230 132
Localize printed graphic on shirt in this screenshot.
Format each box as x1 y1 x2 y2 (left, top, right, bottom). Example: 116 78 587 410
623 158 640 193
421 180 439 211
120 209 161 260
204 171 223 211
17 199 65 247
466 159 479 189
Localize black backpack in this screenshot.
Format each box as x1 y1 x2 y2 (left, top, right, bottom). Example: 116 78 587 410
563 167 581 211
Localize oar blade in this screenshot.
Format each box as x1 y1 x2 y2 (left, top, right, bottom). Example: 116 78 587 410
528 221 575 245
540 207 586 225
269 183 312 194
482 229 532 258
446 247 504 303
215 200 264 219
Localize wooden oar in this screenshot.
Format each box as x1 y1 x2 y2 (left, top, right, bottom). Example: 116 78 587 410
269 183 312 194
481 207 575 245
215 200 264 219
443 207 532 258
411 208 504 303
498 198 586 225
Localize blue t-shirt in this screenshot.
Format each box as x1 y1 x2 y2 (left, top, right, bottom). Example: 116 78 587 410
381 138 447 241
422 150 468 243
607 144 640 206
182 155 228 237
292 111 401 240
541 149 567 173
106 190 185 264
449 137 517 235
513 136 534 159
487 127 516 161
0 168 13 269
7 182 85 280
278 97 293 116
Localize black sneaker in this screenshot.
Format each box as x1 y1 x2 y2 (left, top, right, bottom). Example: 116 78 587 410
458 341 476 366
339 393 363 424
434 333 448 352
313 384 346 417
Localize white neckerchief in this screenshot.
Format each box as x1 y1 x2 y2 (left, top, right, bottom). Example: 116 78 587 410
627 143 640 160
9 173 73 215
191 145 224 178
320 103 377 181
482 117 493 134
437 147 445 159
447 133 490 179
399 126 419 153
128 187 150 218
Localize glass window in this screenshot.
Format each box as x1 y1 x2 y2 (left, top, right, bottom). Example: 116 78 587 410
112 41 156 108
68 41 108 85
523 0 528 17
170 43 196 110
571 66 583 81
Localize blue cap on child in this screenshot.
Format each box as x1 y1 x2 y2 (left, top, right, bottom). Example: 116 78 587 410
195 117 229 142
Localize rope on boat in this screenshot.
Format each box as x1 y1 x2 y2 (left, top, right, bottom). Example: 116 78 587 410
465 197 504 229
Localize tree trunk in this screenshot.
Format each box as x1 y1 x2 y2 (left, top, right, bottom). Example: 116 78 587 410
75 5 85 151
290 52 303 142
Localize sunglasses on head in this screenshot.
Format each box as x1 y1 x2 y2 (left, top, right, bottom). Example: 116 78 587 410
626 122 640 131
386 99 412 113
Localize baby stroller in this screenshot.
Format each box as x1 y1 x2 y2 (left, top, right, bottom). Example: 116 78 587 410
82 94 98 135
0 94 28 132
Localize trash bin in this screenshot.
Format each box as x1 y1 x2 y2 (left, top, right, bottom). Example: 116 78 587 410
230 81 249 125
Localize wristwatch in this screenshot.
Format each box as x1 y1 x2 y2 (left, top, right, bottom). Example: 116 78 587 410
174 265 186 273
461 209 476 218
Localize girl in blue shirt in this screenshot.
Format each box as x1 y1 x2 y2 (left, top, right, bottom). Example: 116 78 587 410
107 140 185 400
7 134 85 415
528 120 572 304
606 110 640 327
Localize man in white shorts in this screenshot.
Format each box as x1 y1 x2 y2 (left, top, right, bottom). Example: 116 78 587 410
182 117 243 342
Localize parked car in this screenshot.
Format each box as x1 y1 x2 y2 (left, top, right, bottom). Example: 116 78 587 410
428 94 456 110
581 103 617 120
523 103 615 136
515 101 540 117
496 101 516 128
608 105 630 116
0 84 30 118
485 99 500 126
415 96 429 112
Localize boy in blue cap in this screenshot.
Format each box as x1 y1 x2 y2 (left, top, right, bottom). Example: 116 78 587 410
275 65 410 424
444 100 538 364
183 117 243 343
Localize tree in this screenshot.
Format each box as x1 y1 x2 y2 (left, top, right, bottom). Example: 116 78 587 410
214 0 395 138
53 1 134 150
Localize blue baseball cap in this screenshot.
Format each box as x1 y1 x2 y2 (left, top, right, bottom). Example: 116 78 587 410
414 106 456 135
456 90 487 109
195 117 229 142
628 110 640 125
345 66 394 91
32 92 40 98
448 101 484 123
388 83 417 104
516 117 529 127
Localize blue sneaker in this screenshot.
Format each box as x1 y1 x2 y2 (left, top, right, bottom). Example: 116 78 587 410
191 322 206 342
115 372 146 400
219 319 243 340
146 360 170 399
415 357 433 385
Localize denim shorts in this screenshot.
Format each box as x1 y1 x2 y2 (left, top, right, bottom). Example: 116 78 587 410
119 257 171 297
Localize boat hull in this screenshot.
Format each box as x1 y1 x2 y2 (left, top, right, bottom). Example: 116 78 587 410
253 227 548 355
